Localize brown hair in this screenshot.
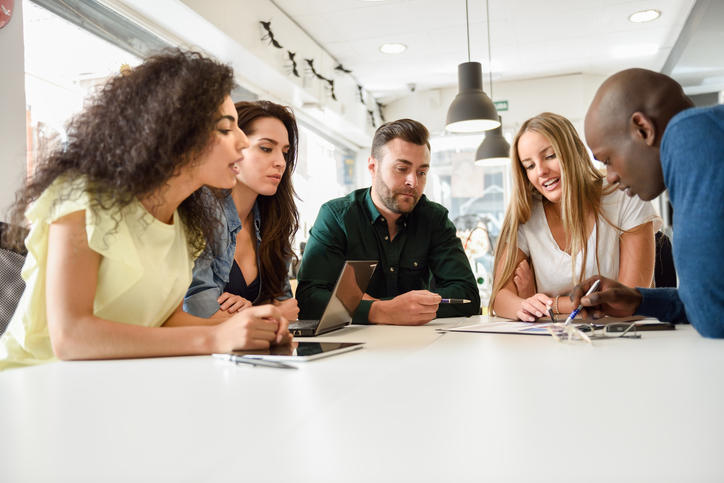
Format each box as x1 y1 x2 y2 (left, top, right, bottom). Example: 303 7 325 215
6 49 235 255
235 101 299 302
371 118 430 159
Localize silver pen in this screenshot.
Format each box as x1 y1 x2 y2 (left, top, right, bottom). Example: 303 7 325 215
212 353 297 370
564 279 601 326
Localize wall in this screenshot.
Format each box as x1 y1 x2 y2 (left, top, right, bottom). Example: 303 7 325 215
111 0 374 149
384 73 608 139
0 1 27 221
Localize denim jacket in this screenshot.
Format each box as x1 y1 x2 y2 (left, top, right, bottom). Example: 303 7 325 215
183 194 292 318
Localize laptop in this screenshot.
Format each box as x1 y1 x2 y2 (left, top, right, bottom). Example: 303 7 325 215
289 260 378 337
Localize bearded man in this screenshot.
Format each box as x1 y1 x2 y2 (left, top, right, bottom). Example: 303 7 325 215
296 119 479 325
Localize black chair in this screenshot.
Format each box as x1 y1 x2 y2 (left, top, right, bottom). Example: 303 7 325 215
654 231 677 288
0 222 28 336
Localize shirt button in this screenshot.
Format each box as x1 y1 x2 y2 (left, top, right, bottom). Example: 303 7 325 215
390 267 395 272
384 236 389 240
413 261 418 267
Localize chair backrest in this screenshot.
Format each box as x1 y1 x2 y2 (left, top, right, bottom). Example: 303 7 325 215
0 222 29 336
0 248 26 336
654 231 677 288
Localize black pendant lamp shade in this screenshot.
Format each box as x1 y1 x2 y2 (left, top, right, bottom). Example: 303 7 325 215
446 62 500 133
475 120 510 165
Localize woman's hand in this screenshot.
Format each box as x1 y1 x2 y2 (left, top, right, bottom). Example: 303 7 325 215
517 293 553 322
217 292 252 314
513 259 536 299
273 297 300 321
211 305 292 352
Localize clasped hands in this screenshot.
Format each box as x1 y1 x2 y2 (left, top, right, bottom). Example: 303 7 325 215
217 292 300 321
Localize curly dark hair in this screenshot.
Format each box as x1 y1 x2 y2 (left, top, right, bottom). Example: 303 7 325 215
235 101 300 302
6 49 236 255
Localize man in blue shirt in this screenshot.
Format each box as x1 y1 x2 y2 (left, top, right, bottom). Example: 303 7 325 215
572 68 724 338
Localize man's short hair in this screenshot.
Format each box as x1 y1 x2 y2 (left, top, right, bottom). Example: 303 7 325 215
370 118 431 160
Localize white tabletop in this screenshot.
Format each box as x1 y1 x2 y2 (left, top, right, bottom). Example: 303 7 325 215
1 317 723 482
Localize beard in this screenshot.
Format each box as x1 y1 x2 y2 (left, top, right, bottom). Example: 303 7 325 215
373 173 420 214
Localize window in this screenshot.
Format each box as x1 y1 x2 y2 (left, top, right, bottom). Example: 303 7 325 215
23 0 153 172
427 133 512 305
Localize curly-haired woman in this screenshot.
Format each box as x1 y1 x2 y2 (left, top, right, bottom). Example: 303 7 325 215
184 101 300 321
0 50 290 370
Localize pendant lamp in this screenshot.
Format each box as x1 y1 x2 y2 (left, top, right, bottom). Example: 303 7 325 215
475 116 510 165
475 0 509 164
445 0 500 133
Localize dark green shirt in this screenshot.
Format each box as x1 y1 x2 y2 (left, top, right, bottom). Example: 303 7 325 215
296 188 480 323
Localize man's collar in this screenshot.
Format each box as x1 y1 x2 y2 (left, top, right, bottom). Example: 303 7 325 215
363 188 384 225
363 187 418 227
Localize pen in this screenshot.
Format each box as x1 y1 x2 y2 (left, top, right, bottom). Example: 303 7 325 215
440 298 471 304
548 306 556 322
212 353 297 370
564 279 601 326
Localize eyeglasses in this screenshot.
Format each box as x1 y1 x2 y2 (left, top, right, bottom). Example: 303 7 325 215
546 322 641 343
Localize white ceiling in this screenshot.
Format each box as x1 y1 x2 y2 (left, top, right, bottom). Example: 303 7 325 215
273 0 698 102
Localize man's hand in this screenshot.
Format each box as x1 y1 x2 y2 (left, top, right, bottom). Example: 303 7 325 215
513 259 536 299
368 290 442 326
570 276 642 318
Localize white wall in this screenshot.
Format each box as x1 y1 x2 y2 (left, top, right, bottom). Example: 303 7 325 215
384 73 607 140
112 0 374 149
0 2 27 221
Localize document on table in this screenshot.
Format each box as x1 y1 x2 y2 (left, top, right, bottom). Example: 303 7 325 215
438 320 553 336
437 317 674 336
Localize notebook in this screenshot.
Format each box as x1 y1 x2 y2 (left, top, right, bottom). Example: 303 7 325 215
290 260 378 337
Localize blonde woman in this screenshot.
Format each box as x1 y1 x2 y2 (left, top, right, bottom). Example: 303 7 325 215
490 112 660 322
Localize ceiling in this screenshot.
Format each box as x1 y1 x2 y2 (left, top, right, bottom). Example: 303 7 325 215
273 0 707 102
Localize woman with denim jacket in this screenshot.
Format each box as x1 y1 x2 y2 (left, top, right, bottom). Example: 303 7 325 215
184 101 300 321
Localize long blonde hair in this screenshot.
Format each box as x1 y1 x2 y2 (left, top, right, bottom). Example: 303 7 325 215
489 112 615 312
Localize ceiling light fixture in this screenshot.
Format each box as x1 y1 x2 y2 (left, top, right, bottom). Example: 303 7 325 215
445 0 500 133
475 117 510 165
475 0 509 164
629 9 661 23
379 42 406 54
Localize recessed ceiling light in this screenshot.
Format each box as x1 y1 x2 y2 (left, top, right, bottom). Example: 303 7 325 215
629 9 661 23
379 43 407 54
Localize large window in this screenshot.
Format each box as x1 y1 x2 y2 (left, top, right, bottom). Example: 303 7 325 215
22 0 149 172
427 133 512 305
293 122 359 262
22 0 361 274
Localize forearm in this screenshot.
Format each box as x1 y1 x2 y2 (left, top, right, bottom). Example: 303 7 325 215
164 308 227 326
50 314 214 360
555 294 576 315
492 288 525 319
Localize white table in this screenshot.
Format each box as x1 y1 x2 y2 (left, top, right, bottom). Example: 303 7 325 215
1 317 723 482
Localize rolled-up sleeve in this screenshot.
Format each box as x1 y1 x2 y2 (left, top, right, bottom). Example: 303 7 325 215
183 250 221 318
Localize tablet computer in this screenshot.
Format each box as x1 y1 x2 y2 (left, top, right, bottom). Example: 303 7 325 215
230 342 364 362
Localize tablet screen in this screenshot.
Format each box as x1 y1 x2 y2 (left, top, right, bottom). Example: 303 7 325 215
231 342 364 361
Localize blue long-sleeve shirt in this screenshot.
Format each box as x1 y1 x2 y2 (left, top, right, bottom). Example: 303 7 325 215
634 105 724 338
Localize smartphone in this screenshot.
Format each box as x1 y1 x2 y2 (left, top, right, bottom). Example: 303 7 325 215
231 342 364 362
